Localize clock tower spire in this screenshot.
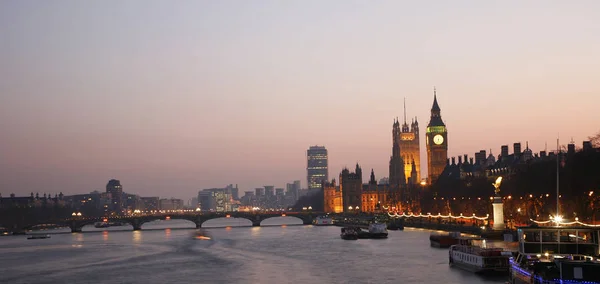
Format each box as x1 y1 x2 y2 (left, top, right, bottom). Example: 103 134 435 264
426 87 448 184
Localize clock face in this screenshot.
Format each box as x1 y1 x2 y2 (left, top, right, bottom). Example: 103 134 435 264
433 134 444 145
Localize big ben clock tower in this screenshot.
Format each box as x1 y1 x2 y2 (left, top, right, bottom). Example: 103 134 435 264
426 88 448 184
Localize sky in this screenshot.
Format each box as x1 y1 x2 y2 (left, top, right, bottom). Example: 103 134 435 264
1 1 599 200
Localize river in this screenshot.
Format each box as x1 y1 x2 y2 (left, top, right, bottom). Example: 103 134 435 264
0 218 508 284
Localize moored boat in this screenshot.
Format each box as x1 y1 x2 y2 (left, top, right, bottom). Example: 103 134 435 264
313 215 334 226
430 231 461 248
509 226 600 284
341 227 359 240
368 223 388 239
449 237 510 274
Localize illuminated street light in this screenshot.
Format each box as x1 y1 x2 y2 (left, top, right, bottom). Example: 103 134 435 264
554 215 563 223
195 208 201 212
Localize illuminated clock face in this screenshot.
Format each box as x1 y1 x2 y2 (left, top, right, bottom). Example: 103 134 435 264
433 134 444 145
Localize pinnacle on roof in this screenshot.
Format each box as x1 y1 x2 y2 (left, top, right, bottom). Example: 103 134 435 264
431 87 440 112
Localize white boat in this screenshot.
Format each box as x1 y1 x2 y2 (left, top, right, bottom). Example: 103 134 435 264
368 223 388 239
509 226 600 284
313 215 333 226
27 234 51 240
449 237 510 274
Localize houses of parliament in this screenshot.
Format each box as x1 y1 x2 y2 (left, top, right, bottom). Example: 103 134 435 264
324 89 448 213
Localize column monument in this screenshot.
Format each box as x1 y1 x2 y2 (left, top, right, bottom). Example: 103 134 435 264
492 177 505 230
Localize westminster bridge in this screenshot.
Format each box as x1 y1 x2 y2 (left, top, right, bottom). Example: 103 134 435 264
5 211 324 233
3 211 493 235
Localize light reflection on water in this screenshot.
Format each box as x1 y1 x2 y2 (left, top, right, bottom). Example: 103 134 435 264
132 230 141 243
0 219 507 284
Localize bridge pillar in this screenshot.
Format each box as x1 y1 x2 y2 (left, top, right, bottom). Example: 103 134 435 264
130 219 143 231
302 214 314 225
70 226 83 233
251 215 262 227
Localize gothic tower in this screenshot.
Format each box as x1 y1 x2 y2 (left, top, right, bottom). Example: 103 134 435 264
399 98 421 184
426 88 448 184
389 118 406 187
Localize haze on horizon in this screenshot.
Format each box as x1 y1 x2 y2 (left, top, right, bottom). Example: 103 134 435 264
1 1 599 200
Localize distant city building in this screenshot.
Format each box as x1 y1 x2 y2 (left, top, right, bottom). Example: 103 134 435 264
307 146 328 190
264 186 275 197
190 197 198 208
198 187 234 212
106 179 124 214
1 192 65 209
141 197 159 211
285 180 301 202
501 145 509 159
198 191 213 212
255 188 265 196
275 188 284 196
159 198 184 210
124 193 142 212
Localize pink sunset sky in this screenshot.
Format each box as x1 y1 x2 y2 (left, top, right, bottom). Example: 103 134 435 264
1 1 599 200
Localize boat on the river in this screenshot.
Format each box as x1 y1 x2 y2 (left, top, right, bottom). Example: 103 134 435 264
387 220 404 231
355 223 389 239
449 237 510 274
430 231 461 248
313 215 333 226
27 234 51 240
192 229 212 240
367 223 388 239
509 226 600 284
341 227 359 240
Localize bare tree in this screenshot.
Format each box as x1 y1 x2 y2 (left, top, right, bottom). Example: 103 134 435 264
589 130 600 148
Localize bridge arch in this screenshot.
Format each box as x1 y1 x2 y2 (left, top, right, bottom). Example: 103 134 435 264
138 217 198 230
200 217 252 228
260 216 304 226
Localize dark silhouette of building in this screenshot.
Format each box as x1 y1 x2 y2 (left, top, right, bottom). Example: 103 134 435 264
398 99 421 184
340 164 362 213
389 119 406 186
426 88 448 184
106 179 123 214
307 146 328 190
501 145 509 159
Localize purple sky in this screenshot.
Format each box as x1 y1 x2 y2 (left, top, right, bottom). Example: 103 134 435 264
1 1 599 200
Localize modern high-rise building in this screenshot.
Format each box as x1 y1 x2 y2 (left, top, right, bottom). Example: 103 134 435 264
426 88 448 184
307 146 328 190
106 179 123 214
286 180 301 201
